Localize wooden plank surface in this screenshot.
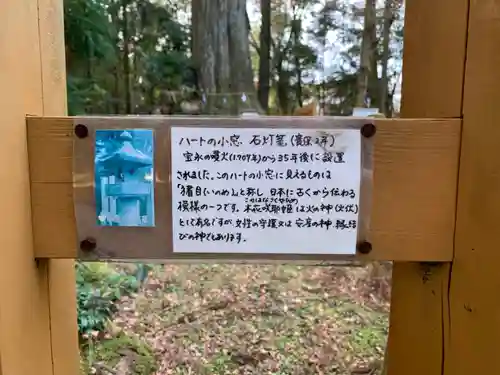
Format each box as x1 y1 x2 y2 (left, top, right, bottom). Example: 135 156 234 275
27 116 460 262
0 1 77 375
37 0 80 374
386 0 469 374
401 0 469 118
444 1 500 373
0 1 52 374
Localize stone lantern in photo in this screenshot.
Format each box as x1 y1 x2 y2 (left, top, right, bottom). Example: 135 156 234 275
98 130 153 226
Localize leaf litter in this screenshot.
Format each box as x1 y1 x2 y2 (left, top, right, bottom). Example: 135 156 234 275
82 262 391 375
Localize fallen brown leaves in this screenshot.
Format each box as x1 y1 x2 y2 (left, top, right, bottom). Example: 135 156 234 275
84 262 392 375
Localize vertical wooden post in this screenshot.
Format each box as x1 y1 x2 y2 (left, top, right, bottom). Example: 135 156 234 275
0 1 79 375
386 1 469 374
445 1 500 373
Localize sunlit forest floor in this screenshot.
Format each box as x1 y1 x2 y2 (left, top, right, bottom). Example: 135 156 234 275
80 263 391 375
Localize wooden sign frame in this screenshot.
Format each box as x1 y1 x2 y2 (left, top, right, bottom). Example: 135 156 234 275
5 0 500 375
27 116 461 262
72 116 372 262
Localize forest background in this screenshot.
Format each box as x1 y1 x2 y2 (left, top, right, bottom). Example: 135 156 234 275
66 0 404 117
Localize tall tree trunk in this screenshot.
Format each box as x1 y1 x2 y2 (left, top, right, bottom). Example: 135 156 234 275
355 0 376 107
228 0 261 113
193 0 260 114
368 49 379 107
258 0 271 112
191 0 200 66
108 0 121 114
276 59 288 114
113 66 120 114
379 0 394 116
293 19 303 107
121 0 131 114
215 0 231 110
193 0 217 112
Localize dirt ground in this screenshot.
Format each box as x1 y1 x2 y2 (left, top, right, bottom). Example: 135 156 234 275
83 263 392 375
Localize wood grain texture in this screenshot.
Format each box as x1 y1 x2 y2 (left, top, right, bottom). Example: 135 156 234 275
0 0 57 374
445 1 500 373
388 263 450 374
37 0 80 374
387 0 469 374
401 0 468 118
27 116 461 262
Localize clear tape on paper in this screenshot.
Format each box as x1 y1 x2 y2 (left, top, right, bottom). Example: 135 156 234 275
72 116 374 264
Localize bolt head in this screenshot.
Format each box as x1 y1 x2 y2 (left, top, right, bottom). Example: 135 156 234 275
80 237 97 252
356 241 372 254
361 123 376 138
74 124 89 138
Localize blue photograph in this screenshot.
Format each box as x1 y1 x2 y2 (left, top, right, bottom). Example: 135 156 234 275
95 129 155 227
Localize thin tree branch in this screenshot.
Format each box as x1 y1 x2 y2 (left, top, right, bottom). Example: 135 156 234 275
245 10 260 55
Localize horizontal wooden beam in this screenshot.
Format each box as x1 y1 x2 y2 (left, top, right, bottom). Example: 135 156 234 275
27 116 461 262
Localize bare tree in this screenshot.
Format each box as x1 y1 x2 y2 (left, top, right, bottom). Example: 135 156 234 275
379 0 395 116
258 0 271 112
355 0 376 107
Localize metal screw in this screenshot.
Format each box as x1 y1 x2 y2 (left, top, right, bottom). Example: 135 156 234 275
74 124 89 138
80 237 97 252
356 241 372 255
361 123 376 138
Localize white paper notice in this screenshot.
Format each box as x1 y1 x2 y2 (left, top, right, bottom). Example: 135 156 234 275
171 127 361 254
